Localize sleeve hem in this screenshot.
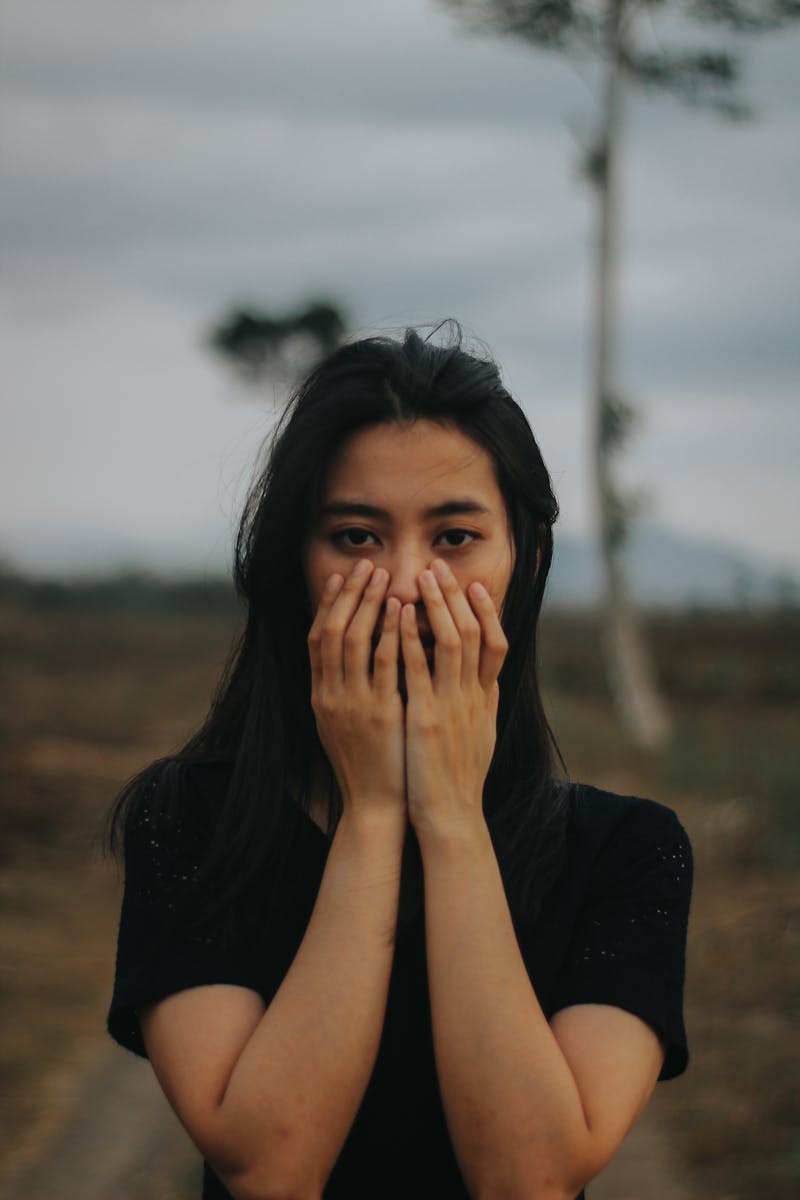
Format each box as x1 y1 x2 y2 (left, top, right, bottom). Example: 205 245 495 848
550 965 689 1081
108 964 264 1058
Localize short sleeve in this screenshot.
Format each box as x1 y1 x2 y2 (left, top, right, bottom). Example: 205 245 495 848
552 801 692 1080
108 768 261 1057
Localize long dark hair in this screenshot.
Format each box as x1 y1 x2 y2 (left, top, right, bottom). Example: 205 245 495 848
109 323 568 928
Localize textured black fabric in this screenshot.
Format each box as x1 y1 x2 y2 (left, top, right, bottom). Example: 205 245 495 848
108 762 692 1199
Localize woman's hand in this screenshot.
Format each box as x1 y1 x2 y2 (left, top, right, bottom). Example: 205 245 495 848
400 557 508 845
308 559 406 820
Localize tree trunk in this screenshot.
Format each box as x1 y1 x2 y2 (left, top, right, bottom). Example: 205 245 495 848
589 0 671 751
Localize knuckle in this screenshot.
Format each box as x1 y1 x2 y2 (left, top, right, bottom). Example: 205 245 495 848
368 707 392 731
416 711 441 736
322 617 346 640
488 629 508 653
343 626 365 650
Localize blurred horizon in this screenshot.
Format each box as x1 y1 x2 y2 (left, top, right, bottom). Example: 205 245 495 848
2 519 796 612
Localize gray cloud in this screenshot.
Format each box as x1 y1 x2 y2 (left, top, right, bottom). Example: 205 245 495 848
2 0 799 575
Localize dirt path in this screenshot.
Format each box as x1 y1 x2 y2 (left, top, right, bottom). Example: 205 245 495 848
0 1045 196 1200
3 1045 695 1200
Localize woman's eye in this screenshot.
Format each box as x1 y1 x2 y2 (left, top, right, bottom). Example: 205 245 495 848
436 529 478 548
333 528 378 548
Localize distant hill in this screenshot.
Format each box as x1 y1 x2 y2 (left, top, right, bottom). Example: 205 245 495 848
547 524 799 609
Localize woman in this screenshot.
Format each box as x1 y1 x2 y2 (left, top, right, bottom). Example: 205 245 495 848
108 325 692 1200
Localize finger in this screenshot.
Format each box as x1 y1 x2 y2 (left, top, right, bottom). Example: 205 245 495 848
343 566 389 684
399 603 433 696
418 568 462 689
430 558 482 685
468 580 509 689
319 558 373 686
372 594 401 697
307 572 344 683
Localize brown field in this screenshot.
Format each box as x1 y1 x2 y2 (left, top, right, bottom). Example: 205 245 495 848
0 601 798 1197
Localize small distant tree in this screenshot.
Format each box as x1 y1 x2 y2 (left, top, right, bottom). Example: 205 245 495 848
771 571 799 611
207 298 348 385
438 0 799 750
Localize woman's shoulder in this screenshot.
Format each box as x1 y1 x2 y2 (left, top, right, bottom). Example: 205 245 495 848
119 754 235 853
563 778 687 837
558 779 692 882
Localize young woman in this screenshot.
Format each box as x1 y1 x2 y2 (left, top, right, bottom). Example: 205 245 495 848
108 325 692 1200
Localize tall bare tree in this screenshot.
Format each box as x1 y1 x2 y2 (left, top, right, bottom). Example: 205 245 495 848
438 0 797 750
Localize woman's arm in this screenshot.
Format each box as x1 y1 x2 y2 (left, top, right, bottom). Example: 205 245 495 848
143 559 408 1200
401 558 663 1200
418 820 663 1200
142 807 406 1200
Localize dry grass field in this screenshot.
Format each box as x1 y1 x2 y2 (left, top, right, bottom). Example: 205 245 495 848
0 598 797 1197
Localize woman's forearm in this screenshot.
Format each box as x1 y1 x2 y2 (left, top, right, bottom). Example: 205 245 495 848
214 807 405 1200
419 820 595 1200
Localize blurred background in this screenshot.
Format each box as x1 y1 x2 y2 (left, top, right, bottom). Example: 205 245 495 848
1 1 798 1197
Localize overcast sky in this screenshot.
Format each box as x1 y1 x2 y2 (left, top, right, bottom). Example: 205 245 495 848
3 0 799 578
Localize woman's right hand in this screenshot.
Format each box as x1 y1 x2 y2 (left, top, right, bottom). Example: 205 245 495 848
144 568 408 1196
307 559 406 819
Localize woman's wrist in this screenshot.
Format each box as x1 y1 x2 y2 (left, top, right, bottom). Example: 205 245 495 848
336 802 408 850
413 805 490 863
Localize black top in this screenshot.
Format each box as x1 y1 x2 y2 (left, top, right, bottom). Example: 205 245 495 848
108 762 692 1199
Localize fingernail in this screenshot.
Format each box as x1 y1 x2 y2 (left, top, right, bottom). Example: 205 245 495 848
353 559 371 577
420 570 436 589
432 558 449 578
470 581 488 600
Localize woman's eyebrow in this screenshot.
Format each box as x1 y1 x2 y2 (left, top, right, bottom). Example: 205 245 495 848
319 499 492 520
423 499 492 518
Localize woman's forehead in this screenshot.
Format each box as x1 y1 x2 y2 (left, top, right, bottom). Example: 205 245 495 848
322 420 504 511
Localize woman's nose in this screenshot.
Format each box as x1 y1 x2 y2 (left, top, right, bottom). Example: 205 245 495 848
385 551 428 606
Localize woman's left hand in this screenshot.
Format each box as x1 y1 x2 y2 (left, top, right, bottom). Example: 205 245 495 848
400 558 508 846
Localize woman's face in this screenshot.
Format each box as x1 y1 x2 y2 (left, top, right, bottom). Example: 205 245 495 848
303 419 515 644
